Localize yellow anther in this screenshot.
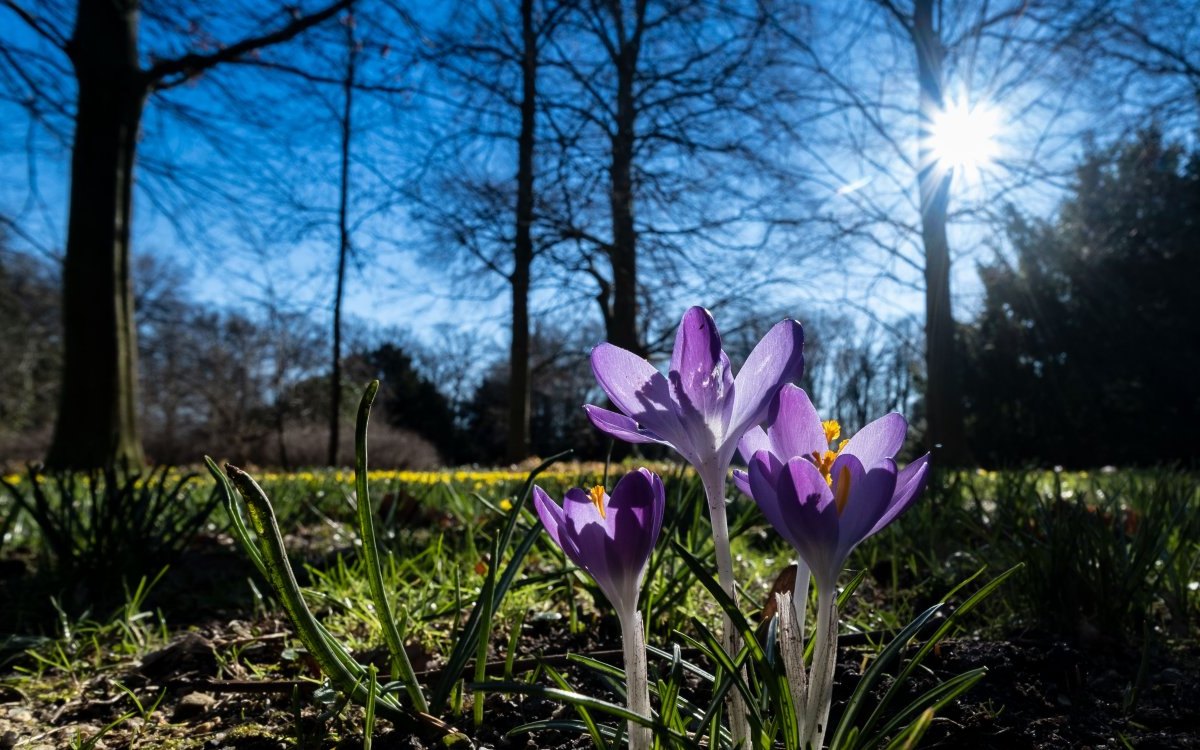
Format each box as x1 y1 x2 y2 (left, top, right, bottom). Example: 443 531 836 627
833 465 852 515
811 420 849 486
589 485 607 519
822 420 841 444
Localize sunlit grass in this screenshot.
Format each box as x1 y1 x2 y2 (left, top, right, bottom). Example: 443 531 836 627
4 462 1197 747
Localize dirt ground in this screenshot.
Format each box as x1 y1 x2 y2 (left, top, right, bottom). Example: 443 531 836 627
2 608 1198 749
2 533 1198 749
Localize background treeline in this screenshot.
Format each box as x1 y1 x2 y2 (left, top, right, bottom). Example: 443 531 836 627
2 1 1198 469
5 126 1196 468
0 240 921 467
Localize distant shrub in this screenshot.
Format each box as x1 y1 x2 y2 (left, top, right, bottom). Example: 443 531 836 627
0 465 222 610
250 421 442 470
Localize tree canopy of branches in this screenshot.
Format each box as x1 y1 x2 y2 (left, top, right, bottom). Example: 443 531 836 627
410 0 570 462
539 0 810 354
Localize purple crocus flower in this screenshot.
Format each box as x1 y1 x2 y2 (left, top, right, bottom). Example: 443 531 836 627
532 468 665 616
735 384 930 748
533 468 665 750
583 306 804 478
737 384 930 591
583 306 802 747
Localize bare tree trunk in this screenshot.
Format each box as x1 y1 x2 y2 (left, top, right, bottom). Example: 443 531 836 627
914 0 968 465
46 0 146 469
606 9 643 356
41 0 348 470
507 0 536 464
329 22 356 467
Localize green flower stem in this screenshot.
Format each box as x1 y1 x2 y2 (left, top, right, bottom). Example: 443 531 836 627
804 588 838 749
700 464 751 748
355 381 429 713
619 609 652 750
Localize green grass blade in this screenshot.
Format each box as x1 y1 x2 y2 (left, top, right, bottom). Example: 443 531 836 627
866 668 987 747
852 564 1021 747
828 602 943 750
353 381 428 713
222 464 407 723
544 662 608 750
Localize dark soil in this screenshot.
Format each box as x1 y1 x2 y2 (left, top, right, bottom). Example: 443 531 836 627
3 609 1198 749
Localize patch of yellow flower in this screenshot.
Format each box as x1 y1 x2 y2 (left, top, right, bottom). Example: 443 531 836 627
254 460 684 490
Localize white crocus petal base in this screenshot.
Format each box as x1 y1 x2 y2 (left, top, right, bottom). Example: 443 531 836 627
618 609 652 750
804 590 839 749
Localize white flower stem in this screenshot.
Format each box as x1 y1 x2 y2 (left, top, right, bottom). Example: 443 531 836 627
804 587 838 750
701 466 751 748
619 609 652 750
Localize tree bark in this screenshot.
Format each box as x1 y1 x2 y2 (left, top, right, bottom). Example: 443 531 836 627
46 0 146 469
507 0 537 464
914 0 969 465
42 0 348 469
606 4 644 356
329 22 356 468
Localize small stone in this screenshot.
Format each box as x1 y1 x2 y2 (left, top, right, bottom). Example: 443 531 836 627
173 691 217 720
6 708 32 722
1 731 19 749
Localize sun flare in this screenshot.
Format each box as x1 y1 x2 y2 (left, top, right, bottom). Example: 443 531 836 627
929 99 1001 177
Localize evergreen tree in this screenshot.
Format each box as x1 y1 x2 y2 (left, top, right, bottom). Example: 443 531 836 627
965 129 1200 466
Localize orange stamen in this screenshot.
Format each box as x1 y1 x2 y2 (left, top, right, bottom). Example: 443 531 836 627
812 449 839 485
589 485 607 519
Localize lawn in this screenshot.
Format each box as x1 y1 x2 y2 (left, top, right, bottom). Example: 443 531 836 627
1 462 1197 748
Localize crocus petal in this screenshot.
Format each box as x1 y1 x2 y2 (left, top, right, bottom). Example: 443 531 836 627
562 486 605 539
765 384 829 461
842 412 907 469
737 425 771 464
731 469 752 498
583 405 674 447
558 488 622 600
777 457 840 592
749 450 805 552
571 516 625 608
727 319 805 447
590 343 688 447
668 307 733 453
535 472 666 618
866 454 930 538
642 468 666 558
532 486 567 550
534 486 583 566
836 458 898 562
607 469 665 593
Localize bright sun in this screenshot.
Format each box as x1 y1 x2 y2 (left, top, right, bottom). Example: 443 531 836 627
928 99 1001 178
